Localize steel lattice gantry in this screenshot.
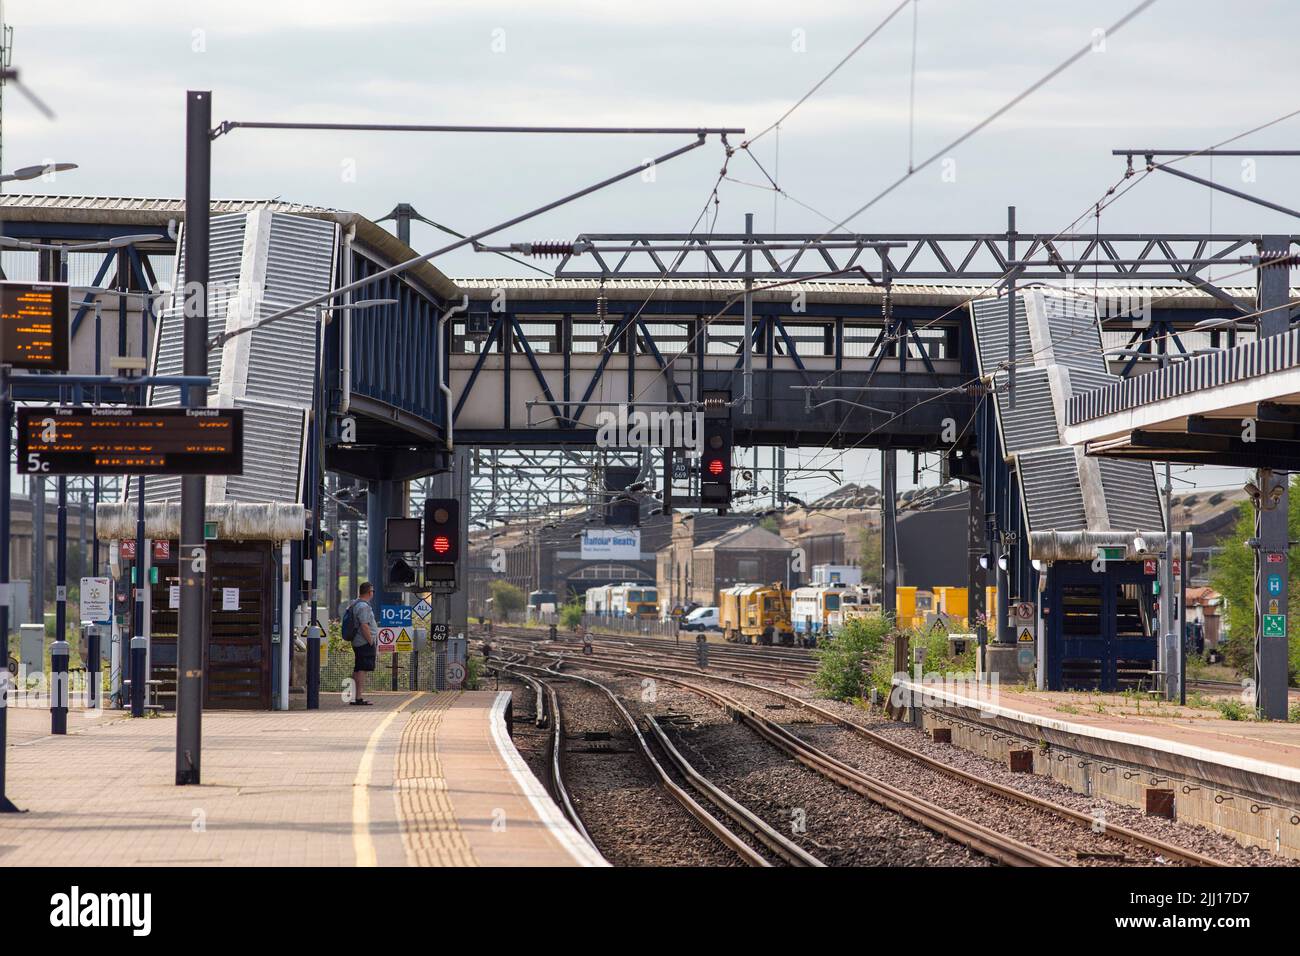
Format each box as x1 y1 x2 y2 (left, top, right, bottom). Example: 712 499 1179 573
408 447 649 520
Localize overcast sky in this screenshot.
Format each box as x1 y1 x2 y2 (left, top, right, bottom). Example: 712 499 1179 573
5 0 1294 498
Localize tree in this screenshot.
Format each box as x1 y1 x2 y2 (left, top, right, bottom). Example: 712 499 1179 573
488 580 525 620
858 526 883 592
1207 479 1300 683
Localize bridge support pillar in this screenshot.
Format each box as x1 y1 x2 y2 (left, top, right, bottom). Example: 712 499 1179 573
967 477 986 652
1255 236 1290 720
367 479 404 611
881 450 897 618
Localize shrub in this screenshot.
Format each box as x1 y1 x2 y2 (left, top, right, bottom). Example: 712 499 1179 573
489 580 525 619
465 653 483 691
1215 698 1249 721
559 599 583 630
814 614 891 701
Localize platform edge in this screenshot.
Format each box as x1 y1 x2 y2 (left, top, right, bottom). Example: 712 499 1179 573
488 690 610 867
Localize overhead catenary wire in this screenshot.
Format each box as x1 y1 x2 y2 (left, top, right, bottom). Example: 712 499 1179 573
612 3 1166 434
777 0 1159 262
742 0 914 149
794 101 1300 477
503 16 1294 507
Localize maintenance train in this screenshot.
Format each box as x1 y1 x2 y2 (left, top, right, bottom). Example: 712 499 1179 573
719 583 796 646
584 582 660 619
792 583 872 639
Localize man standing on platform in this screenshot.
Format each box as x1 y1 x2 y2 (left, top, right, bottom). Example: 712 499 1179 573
343 582 378 705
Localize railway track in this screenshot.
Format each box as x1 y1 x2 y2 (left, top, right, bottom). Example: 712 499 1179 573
1188 677 1300 700
483 625 819 685
486 629 1230 868
491 642 1063 866
487 658 817 866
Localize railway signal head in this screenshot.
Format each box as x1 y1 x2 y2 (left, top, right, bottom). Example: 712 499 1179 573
700 418 732 510
423 497 460 585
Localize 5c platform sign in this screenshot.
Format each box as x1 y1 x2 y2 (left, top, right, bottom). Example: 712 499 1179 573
16 406 244 476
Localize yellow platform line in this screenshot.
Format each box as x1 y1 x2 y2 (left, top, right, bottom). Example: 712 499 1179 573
353 692 422 867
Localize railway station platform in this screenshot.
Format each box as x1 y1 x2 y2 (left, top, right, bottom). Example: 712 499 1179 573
895 678 1300 859
0 690 603 867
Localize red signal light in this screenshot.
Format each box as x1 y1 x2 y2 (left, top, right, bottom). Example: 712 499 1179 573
433 534 451 554
707 457 725 477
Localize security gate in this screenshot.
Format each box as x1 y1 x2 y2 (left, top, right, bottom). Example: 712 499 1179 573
1048 561 1156 691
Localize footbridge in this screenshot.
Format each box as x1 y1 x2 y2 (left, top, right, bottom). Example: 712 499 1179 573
2 194 1293 701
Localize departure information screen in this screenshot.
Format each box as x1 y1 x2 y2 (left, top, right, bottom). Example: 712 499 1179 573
0 281 69 370
17 406 244 475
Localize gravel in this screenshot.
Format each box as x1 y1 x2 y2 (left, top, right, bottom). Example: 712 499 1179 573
487 633 1297 867
677 670 1297 867
610 671 989 866
515 669 747 866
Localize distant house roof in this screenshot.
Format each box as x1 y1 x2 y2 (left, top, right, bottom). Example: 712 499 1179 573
685 515 752 544
695 524 792 552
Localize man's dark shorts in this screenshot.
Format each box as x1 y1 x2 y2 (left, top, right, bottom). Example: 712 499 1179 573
353 642 377 672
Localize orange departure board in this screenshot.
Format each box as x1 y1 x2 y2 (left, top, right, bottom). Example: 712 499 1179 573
0 281 69 370
16 406 244 475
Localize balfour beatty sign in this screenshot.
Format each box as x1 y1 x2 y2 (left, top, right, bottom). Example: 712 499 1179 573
581 528 641 560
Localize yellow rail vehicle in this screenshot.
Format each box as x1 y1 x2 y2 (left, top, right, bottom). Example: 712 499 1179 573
719 584 795 646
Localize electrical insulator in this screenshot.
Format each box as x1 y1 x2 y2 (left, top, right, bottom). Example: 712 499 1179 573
530 241 573 258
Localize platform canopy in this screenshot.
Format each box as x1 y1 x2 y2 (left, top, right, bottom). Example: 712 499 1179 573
1063 325 1300 470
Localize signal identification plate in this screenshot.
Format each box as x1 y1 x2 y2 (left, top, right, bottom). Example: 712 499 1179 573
17 406 243 476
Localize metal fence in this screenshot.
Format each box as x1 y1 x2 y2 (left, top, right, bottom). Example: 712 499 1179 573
319 640 475 694
581 613 679 639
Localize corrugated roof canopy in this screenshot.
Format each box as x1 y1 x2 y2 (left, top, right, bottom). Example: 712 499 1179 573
0 194 462 302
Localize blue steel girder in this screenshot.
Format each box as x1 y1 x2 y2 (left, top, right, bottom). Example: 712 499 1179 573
635 318 687 405
69 250 116 335
340 248 447 444
0 221 173 244
452 313 504 425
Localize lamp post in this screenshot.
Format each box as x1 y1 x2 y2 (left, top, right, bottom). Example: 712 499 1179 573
0 162 76 185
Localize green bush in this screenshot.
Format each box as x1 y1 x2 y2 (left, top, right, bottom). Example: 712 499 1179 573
559 599 583 630
465 653 483 691
859 622 977 705
489 580 525 619
913 623 976 675
814 614 891 701
1215 698 1250 721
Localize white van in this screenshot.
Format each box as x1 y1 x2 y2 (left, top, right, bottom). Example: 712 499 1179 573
680 606 720 631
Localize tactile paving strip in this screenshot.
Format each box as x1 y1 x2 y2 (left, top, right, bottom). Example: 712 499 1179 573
395 691 479 867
